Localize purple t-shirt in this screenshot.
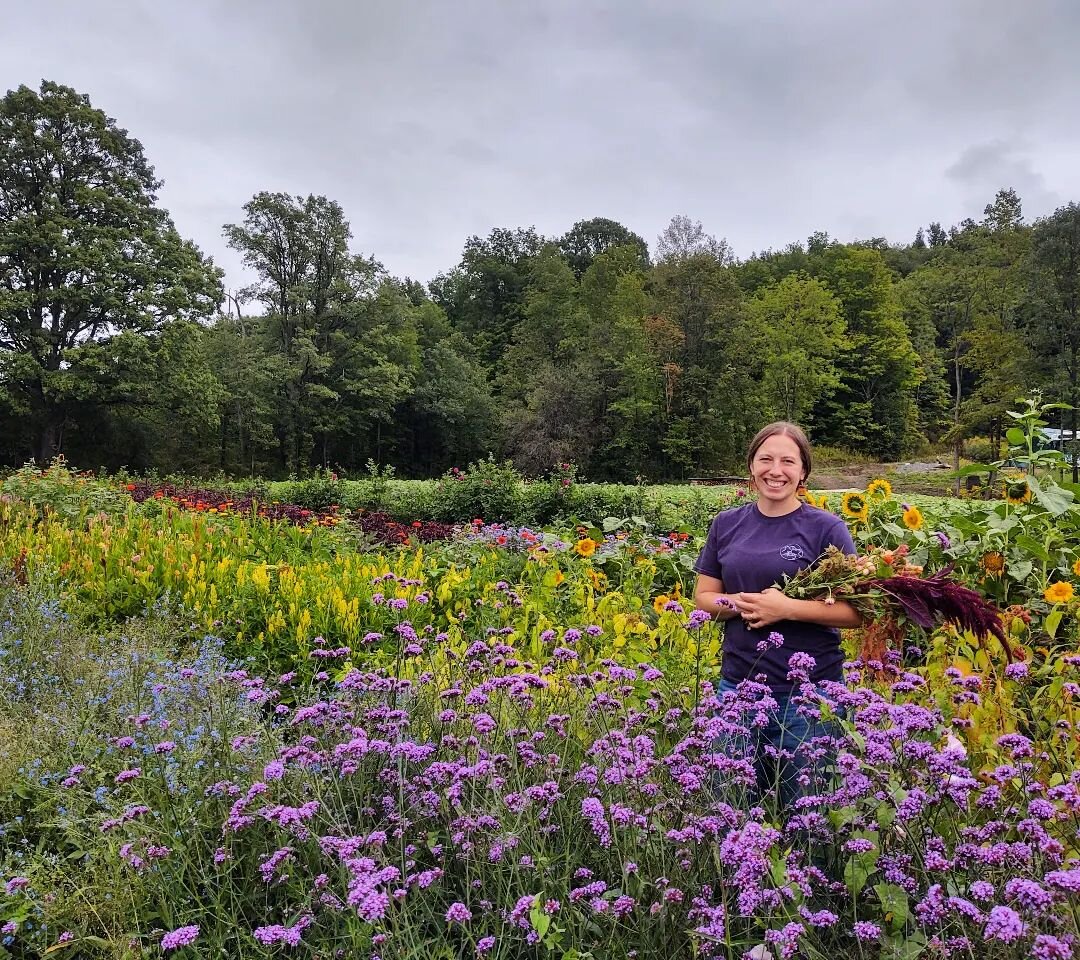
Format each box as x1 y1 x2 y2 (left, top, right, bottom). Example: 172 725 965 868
695 502 856 690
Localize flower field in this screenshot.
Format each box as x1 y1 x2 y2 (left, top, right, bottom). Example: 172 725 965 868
2 457 1080 959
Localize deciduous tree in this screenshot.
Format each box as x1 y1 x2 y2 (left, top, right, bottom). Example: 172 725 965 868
747 274 847 428
0 81 222 462
1030 203 1080 481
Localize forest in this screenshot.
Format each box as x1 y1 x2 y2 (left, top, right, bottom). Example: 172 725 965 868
3 80 1080 482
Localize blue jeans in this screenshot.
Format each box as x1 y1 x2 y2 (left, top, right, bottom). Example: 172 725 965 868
716 678 843 814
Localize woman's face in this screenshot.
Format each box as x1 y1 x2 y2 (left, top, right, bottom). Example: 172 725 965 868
750 434 805 506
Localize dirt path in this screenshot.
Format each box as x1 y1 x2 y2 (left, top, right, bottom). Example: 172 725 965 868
812 461 953 494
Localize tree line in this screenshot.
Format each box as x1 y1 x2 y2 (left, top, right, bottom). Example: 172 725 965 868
3 81 1080 481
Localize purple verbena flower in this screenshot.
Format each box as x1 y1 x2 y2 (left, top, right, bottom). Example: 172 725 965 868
161 925 200 951
983 905 1026 943
446 902 472 924
1032 934 1073 959
852 922 881 941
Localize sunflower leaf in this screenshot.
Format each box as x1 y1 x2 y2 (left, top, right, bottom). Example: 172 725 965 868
1007 559 1034 583
1026 475 1074 517
949 464 992 478
1014 535 1053 563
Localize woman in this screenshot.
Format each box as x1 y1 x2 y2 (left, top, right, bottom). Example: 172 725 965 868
693 421 861 810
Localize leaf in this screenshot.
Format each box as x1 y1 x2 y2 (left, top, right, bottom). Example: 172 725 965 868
950 464 992 478
882 931 927 960
1015 535 1053 563
1027 475 1075 517
1007 559 1034 583
875 882 910 929
1045 608 1063 639
844 851 876 897
1006 427 1026 446
875 804 896 829
530 904 551 939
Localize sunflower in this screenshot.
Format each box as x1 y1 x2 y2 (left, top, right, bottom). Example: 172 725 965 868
1073 557 1080 577
866 478 893 500
902 505 924 531
574 538 597 558
1004 480 1032 505
980 551 1006 578
841 492 869 523
1044 581 1075 604
653 593 671 614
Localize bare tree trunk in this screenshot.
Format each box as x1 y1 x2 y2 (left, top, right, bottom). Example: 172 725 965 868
1072 347 1079 484
237 400 246 473
953 337 962 496
220 412 228 471
36 418 61 465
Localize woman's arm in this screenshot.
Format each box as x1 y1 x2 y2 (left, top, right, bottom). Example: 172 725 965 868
693 573 741 621
734 589 863 630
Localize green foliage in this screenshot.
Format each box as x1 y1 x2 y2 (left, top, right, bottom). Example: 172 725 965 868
648 249 759 476
0 81 223 463
0 458 128 518
747 273 846 427
963 436 1004 464
430 457 526 523
430 226 544 367
274 466 346 511
223 192 421 475
397 300 497 475
3 81 1080 486
809 244 922 458
811 444 877 467
558 216 650 276
1030 202 1080 481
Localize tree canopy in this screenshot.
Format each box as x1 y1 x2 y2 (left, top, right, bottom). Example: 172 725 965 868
0 81 222 463
3 82 1078 480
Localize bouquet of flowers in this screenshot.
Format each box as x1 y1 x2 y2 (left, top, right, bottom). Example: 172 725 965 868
777 545 1010 665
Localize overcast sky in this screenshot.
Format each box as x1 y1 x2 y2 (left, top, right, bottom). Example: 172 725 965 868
4 0 1080 291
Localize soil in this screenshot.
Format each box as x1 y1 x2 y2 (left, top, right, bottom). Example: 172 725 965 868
811 461 955 496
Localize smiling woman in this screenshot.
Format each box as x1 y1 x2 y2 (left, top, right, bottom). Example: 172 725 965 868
692 421 863 810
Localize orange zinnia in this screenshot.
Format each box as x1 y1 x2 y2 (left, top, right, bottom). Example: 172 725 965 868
1044 582 1075 604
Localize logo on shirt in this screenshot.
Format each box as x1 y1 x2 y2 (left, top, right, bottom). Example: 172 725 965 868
779 544 806 561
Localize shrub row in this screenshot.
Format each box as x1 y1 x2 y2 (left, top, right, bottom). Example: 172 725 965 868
263 460 741 531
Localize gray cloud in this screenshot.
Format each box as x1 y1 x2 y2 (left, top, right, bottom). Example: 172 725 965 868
3 0 1080 288
946 140 1061 220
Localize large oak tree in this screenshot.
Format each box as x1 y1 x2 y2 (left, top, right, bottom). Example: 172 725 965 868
0 81 222 462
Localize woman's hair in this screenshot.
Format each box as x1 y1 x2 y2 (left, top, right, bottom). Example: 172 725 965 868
745 421 812 483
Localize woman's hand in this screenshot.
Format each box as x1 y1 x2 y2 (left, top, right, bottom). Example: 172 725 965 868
732 588 795 629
